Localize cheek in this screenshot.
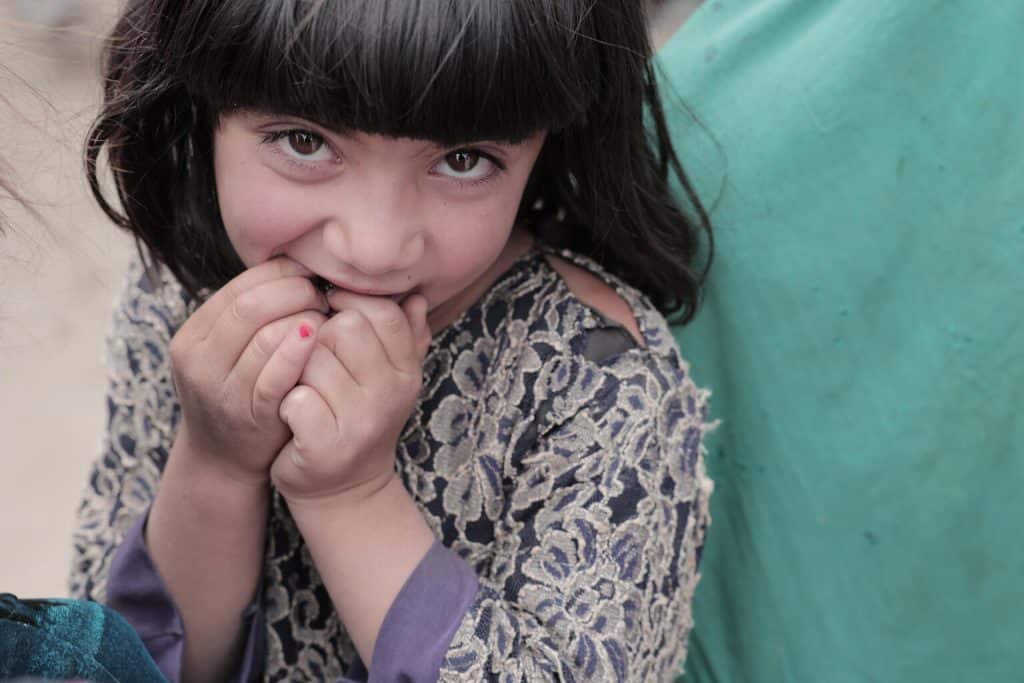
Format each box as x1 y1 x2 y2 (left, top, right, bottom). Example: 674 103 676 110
436 201 517 275
217 168 310 265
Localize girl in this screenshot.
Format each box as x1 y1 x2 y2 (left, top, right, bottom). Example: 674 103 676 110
71 1 713 681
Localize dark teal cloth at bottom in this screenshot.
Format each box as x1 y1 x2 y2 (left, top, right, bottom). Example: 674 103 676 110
0 594 166 683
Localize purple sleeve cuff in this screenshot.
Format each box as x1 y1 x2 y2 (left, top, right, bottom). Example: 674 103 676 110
367 541 479 683
106 511 266 683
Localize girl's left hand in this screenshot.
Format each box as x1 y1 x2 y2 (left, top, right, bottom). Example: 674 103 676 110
270 292 431 504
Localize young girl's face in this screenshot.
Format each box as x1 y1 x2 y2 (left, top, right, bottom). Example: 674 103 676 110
213 111 546 328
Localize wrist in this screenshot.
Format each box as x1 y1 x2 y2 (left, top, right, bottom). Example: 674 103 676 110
172 423 273 491
285 474 433 553
281 469 397 520
163 433 272 523
282 474 435 663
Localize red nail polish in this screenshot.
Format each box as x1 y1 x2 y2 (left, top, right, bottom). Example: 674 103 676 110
299 324 313 339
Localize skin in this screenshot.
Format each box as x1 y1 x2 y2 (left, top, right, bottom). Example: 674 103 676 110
147 260 329 681
147 110 547 680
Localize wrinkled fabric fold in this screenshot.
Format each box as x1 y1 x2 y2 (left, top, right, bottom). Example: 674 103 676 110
106 511 265 682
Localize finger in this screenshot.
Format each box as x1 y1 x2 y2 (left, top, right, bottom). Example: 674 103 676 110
249 316 322 424
186 257 317 335
402 294 432 359
298 342 358 409
313 309 390 388
327 291 418 373
278 384 338 462
232 310 327 391
202 275 325 370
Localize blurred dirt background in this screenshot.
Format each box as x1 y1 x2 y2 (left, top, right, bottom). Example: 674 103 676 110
1 0 128 597
0 0 699 597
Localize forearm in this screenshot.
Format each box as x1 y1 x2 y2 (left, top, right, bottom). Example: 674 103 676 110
147 435 270 683
287 475 435 666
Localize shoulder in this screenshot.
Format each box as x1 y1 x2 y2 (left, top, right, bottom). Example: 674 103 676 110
105 251 198 390
111 251 197 340
535 245 691 367
466 246 708 439
543 253 644 345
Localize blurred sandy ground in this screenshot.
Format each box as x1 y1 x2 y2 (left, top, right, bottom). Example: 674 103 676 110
0 0 126 597
0 0 700 598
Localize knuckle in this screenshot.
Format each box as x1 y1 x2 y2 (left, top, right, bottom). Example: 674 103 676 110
252 325 280 358
327 310 368 349
300 277 322 302
169 335 188 364
224 277 247 301
289 445 306 469
394 366 421 390
336 308 368 330
379 310 405 336
311 321 335 349
279 385 304 413
274 257 304 278
286 385 319 413
230 294 258 323
251 379 279 411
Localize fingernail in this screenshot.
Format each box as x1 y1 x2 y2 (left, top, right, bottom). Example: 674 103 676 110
299 324 313 339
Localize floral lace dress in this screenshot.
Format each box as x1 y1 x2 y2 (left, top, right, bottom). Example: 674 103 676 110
70 246 713 681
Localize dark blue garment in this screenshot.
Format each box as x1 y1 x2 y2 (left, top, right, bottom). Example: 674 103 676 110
0 593 166 683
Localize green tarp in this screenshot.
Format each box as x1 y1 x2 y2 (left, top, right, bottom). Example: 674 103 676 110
659 1 1024 680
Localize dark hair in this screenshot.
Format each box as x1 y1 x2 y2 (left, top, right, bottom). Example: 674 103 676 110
1 84 37 233
0 161 15 232
86 0 712 320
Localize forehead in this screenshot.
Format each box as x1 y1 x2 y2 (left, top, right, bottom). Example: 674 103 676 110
178 0 603 144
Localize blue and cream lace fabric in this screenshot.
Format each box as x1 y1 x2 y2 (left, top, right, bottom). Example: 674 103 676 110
70 246 713 681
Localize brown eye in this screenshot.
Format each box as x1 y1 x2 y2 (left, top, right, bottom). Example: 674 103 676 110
288 130 323 156
445 150 480 173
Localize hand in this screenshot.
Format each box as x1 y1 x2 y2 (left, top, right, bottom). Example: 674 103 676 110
169 258 329 484
270 292 431 504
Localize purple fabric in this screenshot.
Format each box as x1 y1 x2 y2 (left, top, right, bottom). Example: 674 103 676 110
365 541 479 683
105 511 266 683
106 516 474 682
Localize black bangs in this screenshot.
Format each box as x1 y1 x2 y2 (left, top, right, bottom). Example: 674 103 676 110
90 0 710 316
173 0 602 143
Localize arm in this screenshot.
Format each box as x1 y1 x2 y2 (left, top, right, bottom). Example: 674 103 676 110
143 442 270 681
72 255 329 682
276 305 710 681
286 477 436 665
141 257 330 682
299 374 710 681
268 290 436 666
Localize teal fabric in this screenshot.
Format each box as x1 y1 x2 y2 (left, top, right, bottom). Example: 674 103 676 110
657 1 1024 681
0 594 166 682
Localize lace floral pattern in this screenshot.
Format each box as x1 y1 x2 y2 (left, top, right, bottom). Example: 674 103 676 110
70 247 713 681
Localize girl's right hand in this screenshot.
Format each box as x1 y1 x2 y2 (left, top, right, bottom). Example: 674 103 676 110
168 258 329 484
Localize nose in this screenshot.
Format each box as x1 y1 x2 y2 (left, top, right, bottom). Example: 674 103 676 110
321 194 425 277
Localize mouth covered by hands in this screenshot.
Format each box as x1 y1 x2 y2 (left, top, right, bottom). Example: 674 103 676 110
168 258 329 485
169 257 430 503
270 288 432 505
